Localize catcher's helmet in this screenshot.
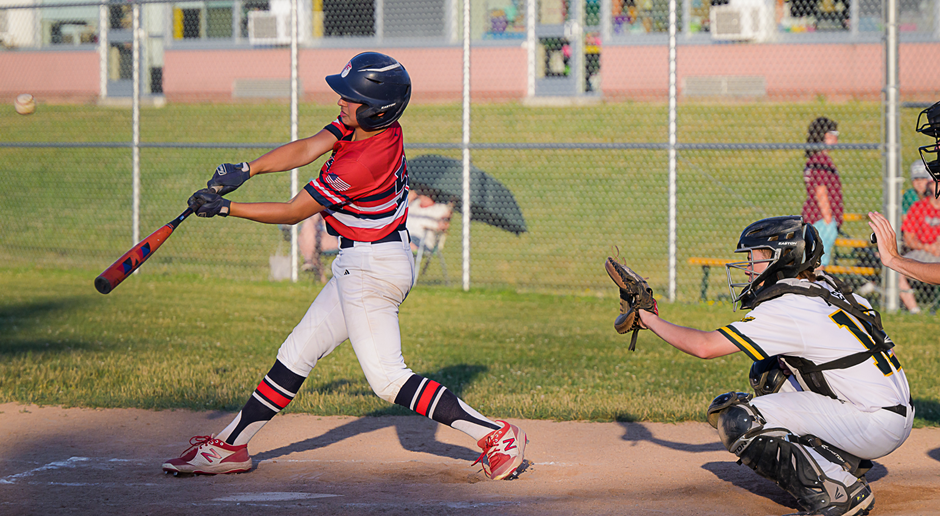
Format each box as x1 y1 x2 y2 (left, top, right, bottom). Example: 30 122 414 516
326 52 411 132
725 216 823 310
915 101 940 193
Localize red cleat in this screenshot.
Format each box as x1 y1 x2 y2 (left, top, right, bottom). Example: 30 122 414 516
473 421 527 480
162 435 252 475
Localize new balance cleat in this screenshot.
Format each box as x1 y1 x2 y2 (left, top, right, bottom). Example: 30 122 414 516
162 435 252 475
473 420 527 480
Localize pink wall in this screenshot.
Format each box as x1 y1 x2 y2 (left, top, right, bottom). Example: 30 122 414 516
600 42 939 99
0 51 99 100
2 43 937 103
162 47 527 101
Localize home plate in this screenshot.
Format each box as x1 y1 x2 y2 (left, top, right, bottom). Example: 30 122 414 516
214 492 341 502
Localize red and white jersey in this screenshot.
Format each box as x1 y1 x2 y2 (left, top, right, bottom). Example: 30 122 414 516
718 280 910 412
304 119 409 241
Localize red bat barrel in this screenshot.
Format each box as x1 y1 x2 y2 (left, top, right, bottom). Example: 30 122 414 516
94 208 192 294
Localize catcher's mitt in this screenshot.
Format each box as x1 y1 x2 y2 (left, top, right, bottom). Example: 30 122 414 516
605 255 658 351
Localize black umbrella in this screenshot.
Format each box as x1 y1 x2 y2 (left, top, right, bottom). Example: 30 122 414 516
408 154 527 235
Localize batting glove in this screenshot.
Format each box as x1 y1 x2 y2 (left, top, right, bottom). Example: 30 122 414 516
208 162 251 195
188 189 231 217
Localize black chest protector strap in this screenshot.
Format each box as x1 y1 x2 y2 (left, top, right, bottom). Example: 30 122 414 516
745 273 894 376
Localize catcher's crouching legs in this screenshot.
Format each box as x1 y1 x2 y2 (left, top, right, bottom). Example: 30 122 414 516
706 392 874 516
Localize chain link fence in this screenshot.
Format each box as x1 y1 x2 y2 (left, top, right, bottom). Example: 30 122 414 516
2 0 939 311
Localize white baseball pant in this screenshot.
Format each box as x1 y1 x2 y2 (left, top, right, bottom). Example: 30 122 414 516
751 384 914 485
275 230 416 403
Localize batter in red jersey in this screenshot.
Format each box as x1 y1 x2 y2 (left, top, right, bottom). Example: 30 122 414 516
163 52 526 481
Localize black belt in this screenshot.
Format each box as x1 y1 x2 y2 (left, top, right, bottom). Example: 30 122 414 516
338 230 408 249
882 398 912 417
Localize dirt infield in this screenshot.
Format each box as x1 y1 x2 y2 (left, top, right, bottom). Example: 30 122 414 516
0 403 938 516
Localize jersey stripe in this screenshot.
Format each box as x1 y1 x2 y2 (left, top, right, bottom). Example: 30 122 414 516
415 380 442 416
718 325 768 361
305 124 408 241
324 123 343 140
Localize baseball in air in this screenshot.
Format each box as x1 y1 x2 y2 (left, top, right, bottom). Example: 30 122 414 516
14 93 36 115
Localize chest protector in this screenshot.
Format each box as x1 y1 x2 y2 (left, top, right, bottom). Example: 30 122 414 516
743 273 894 400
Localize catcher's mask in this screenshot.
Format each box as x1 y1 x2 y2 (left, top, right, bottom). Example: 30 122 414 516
326 52 411 132
916 101 940 195
725 216 823 311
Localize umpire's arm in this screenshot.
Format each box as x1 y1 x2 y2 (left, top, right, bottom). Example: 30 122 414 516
638 311 740 359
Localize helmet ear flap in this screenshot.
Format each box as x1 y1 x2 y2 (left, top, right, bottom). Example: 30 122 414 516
803 223 824 270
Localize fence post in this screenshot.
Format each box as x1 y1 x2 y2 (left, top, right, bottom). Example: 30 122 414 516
290 0 300 282
883 0 900 312
462 0 471 292
526 0 535 99
667 0 678 302
132 2 141 251
99 2 108 99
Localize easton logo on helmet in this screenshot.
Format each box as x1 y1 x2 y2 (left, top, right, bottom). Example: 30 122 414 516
341 61 352 78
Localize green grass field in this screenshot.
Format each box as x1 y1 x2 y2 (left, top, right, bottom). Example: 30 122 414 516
1 100 938 427
0 100 925 299
1 267 937 427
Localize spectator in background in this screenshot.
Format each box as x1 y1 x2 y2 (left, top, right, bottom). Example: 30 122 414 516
895 180 940 313
299 213 338 282
406 190 452 255
802 116 844 267
902 160 931 217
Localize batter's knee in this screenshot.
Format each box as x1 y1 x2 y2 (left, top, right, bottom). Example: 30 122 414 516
366 373 411 404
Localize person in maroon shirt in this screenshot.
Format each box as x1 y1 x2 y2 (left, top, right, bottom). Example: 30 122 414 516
802 117 844 267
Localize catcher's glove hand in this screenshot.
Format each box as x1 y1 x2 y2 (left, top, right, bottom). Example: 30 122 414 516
605 255 658 351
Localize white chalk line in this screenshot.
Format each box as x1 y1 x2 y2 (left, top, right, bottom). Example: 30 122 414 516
0 457 90 484
214 492 341 502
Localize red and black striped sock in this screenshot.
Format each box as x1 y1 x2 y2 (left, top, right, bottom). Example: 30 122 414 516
394 374 500 441
218 360 306 446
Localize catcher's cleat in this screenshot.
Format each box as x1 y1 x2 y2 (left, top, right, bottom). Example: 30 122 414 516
473 421 528 480
785 480 874 516
162 435 252 475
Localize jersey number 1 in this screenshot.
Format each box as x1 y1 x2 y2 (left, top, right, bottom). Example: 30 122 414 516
829 309 902 376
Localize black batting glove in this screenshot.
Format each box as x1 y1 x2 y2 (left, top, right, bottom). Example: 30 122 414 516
188 189 231 217
208 162 251 195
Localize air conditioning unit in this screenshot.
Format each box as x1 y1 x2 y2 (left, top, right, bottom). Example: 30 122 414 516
710 0 772 42
248 11 290 45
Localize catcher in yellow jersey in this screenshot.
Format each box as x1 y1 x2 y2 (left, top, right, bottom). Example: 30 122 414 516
606 216 912 516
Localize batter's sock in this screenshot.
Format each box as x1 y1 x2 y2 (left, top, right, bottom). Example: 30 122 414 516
394 374 501 441
216 360 306 446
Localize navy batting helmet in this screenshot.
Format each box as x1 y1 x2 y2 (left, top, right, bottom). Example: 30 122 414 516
326 52 411 132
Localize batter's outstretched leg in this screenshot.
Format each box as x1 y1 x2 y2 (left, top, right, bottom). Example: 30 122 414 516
393 374 527 480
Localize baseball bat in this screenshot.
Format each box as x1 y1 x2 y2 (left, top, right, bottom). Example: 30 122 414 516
94 208 193 294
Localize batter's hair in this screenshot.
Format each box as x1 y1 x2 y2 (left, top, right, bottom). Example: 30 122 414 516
806 116 838 158
796 269 816 280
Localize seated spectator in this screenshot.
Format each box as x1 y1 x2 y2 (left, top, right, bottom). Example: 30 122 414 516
902 160 931 217
280 213 338 282
406 191 452 254
898 180 940 313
